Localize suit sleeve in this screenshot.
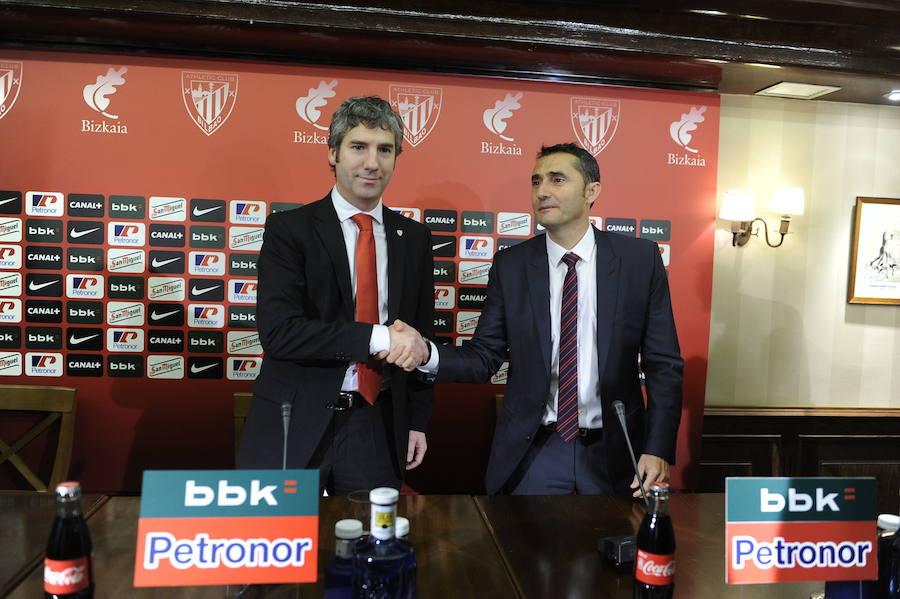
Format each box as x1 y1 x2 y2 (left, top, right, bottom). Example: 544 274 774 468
256 213 372 363
405 228 435 432
639 244 684 464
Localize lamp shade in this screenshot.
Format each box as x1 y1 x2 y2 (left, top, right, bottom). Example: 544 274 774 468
719 190 755 221
769 187 805 215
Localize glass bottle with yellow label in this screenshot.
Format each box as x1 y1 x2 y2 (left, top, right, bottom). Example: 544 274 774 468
352 487 414 599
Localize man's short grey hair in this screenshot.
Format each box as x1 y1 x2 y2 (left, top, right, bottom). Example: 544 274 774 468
328 96 404 156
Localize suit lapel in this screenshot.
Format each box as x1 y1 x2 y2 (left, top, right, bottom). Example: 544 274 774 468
313 197 354 318
594 228 620 383
384 208 405 322
527 236 552 375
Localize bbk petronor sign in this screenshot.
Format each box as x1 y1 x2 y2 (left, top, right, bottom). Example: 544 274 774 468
725 477 877 584
134 470 319 587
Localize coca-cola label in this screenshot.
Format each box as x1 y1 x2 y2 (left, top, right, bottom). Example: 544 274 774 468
44 557 90 594
635 549 675 585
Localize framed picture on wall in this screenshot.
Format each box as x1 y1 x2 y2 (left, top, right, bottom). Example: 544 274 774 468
848 196 900 305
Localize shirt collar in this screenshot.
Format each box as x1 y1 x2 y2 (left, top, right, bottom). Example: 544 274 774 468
546 226 596 267
330 187 384 225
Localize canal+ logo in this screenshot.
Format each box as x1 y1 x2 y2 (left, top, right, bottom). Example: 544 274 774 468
184 478 298 508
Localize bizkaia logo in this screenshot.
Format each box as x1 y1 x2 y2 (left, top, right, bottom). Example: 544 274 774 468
460 236 494 259
25 326 62 350
389 84 442 147
0 272 22 297
181 71 238 136
108 222 146 246
658 244 670 267
66 354 102 377
25 192 64 217
390 207 421 222
227 331 261 355
434 286 455 310
497 212 531 236
639 219 671 242
25 274 61 298
229 227 264 251
190 330 224 353
0 299 21 323
66 327 103 351
0 324 21 348
66 301 103 325
481 92 524 156
605 218 636 237
229 280 258 304
67 220 104 245
294 79 336 144
458 261 491 285
0 217 22 242
228 306 256 329
229 253 257 276
82 66 128 135
0 244 22 269
461 211 494 234
148 355 184 379
67 247 103 272
148 277 185 301
189 251 226 276
0 61 23 122
149 224 185 247
229 200 266 225
0 191 23 215
431 235 456 258
67 194 104 218
149 250 185 274
668 105 707 166
187 356 223 379
25 246 63 270
108 249 145 273
107 328 144 353
108 276 144 299
65 274 103 299
423 209 457 232
190 199 226 223
108 355 142 378
109 195 145 219
25 300 62 324
189 304 225 328
188 278 224 302
26 352 63 377
148 329 185 353
25 218 60 243
190 225 226 249
571 97 620 156
148 303 184 327
150 197 186 222
433 260 455 283
0 351 22 375
107 301 144 326
228 356 261 380
458 287 488 310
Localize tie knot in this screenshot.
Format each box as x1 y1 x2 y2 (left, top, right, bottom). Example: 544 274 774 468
562 252 580 269
351 213 373 232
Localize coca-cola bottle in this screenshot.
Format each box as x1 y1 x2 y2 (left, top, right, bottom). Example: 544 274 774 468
44 481 93 599
634 481 675 599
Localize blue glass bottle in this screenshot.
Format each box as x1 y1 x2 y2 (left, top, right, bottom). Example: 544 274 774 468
325 519 363 599
352 488 413 599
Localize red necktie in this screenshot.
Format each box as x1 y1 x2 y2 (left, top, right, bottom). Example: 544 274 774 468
556 252 580 442
351 213 381 405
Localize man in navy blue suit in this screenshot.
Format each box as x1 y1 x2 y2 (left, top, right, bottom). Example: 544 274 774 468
413 143 683 495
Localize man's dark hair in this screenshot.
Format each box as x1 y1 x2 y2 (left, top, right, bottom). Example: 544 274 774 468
328 96 404 156
537 143 601 185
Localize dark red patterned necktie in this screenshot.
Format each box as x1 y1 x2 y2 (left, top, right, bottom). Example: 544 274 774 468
556 252 580 442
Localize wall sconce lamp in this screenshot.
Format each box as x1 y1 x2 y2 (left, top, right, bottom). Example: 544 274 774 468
719 188 805 247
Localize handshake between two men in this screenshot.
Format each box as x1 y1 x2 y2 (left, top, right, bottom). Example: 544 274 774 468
377 320 430 372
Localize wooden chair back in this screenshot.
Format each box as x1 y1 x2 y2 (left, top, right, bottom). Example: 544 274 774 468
233 392 253 465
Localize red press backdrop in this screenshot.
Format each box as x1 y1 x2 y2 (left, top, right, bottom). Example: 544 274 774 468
0 50 718 493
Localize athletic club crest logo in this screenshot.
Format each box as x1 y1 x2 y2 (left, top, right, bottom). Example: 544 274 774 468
0 61 23 121
389 85 442 147
181 71 238 136
570 97 620 156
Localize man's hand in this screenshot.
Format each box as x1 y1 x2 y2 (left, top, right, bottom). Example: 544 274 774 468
631 454 670 499
406 431 427 470
379 320 429 371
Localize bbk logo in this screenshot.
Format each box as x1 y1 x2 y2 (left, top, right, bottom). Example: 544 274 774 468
461 211 494 234
106 301 145 326
640 219 671 242
229 253 257 276
458 261 491 285
481 92 524 156
0 272 22 296
431 235 456 258
83 66 127 118
434 285 455 310
147 303 185 326
0 217 23 242
605 218 637 237
108 276 144 300
0 351 22 375
228 306 256 329
295 79 337 131
107 249 145 273
460 236 494 259
149 223 186 247
181 71 238 136
0 191 23 215
66 301 103 325
432 312 452 334
433 260 455 283
229 226 264 251
229 200 266 225
458 287 488 310
25 274 61 298
25 246 63 270
189 251 226 276
0 61 23 122
391 207 421 222
270 202 303 214
65 274 103 299
189 330 224 353
107 355 142 378
189 304 225 328
106 328 144 353
148 355 184 379
227 357 261 380
67 247 103 272
148 329 185 353
658 244 670 267
190 198 226 223
24 219 59 243
227 331 261 355
67 194 105 218
67 220 104 245
0 324 21 348
456 311 481 335
760 487 841 513
188 279 224 302
497 212 531 236
190 225 226 249
109 195 145 219
497 237 524 252
184 478 279 507
187 356 223 379
149 250 185 274
25 192 64 217
0 244 22 269
423 209 458 232
228 280 258 304
389 84 442 147
25 352 62 377
25 326 62 350
148 276 185 301
149 196 186 222
24 300 62 324
66 327 103 351
570 97 620 156
0 299 21 323
66 354 103 377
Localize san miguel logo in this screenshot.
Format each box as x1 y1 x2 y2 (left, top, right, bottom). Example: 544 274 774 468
0 61 23 121
181 71 238 136
389 85 442 147
570 97 620 156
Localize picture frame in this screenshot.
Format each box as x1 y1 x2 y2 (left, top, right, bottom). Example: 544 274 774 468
848 196 900 305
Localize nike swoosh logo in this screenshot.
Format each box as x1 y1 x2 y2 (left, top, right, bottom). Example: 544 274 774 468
193 205 222 216
28 280 57 291
190 363 217 373
151 257 180 267
191 285 220 295
69 333 99 344
432 241 453 251
70 227 100 238
150 309 180 320
0 197 17 206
